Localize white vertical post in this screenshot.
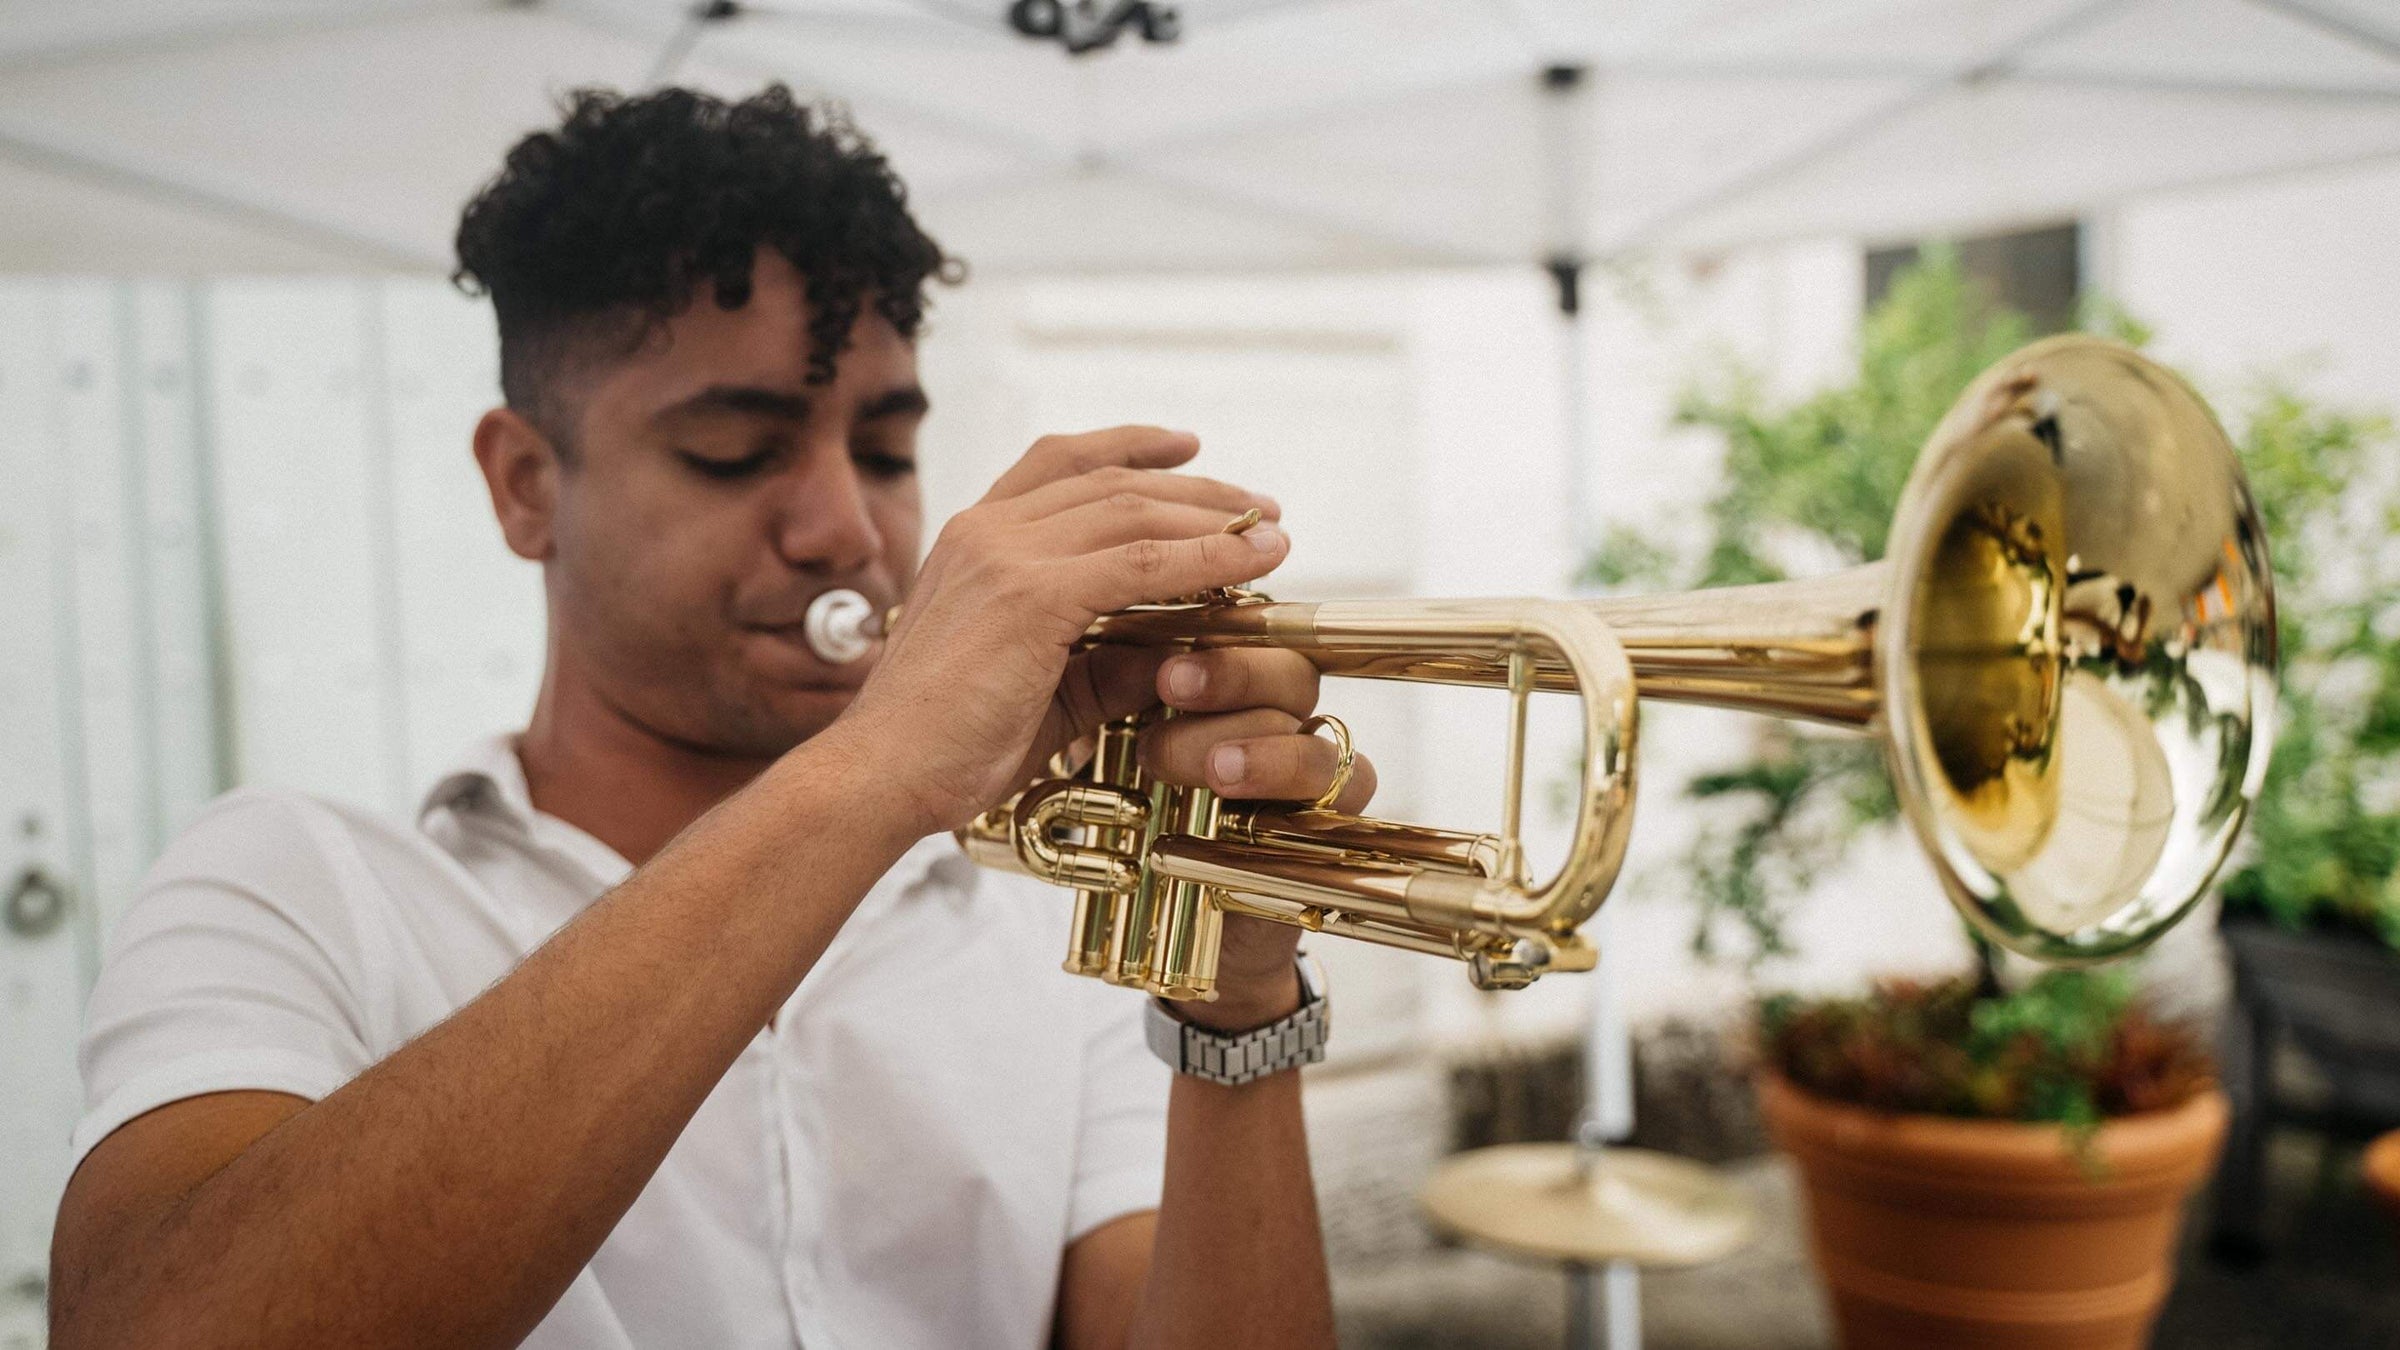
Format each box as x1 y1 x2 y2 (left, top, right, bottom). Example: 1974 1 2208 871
55 281 158 946
0 279 88 1346
132 282 230 840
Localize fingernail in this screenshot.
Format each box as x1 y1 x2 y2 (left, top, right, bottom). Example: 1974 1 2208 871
1164 657 1205 704
1210 745 1246 788
1245 523 1286 553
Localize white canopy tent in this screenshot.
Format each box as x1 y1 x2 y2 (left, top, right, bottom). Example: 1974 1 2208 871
3 0 2399 277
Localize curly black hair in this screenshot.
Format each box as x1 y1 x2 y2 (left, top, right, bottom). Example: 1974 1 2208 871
453 84 958 445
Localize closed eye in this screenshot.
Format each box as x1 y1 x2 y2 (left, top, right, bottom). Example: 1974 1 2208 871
854 448 917 481
678 449 774 481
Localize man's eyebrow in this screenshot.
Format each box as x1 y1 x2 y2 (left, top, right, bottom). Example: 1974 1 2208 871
858 385 931 421
655 385 811 424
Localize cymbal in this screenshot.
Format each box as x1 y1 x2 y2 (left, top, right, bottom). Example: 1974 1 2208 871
1417 1143 1757 1268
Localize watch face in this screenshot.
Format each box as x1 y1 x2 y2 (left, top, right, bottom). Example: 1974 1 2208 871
1297 951 1327 1003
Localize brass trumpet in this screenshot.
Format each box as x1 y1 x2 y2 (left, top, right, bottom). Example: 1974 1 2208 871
960 335 2279 999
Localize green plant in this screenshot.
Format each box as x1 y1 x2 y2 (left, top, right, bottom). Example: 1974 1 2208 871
2214 391 2400 948
1758 970 2213 1129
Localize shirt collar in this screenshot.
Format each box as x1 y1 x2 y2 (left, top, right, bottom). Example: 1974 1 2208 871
418 734 541 832
418 735 970 901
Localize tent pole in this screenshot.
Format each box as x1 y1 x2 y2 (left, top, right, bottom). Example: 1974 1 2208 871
1548 254 1588 543
1538 61 1596 555
1541 58 1638 1350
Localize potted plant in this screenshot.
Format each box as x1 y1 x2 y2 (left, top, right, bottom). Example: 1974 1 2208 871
1587 248 2386 1347
1753 972 2221 1349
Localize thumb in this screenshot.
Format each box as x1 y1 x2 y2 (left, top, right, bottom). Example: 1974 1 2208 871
1041 646 1170 762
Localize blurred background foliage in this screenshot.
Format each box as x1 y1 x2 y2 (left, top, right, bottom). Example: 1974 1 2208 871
1582 245 2400 971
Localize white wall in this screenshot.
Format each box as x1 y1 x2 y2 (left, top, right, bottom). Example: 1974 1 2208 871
205 281 542 814
0 280 230 1347
2104 158 2400 414
0 279 541 1342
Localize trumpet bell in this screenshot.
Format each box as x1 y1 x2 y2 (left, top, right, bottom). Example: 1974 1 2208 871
1882 335 2275 960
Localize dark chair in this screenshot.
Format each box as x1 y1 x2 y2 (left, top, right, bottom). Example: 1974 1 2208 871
2211 916 2400 1261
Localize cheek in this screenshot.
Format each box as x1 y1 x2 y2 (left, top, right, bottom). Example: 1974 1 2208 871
558 475 756 624
876 494 923 574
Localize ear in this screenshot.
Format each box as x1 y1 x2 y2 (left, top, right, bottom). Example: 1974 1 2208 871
473 407 562 561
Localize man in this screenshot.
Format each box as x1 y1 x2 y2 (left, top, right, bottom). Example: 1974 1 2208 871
50 85 1369 1349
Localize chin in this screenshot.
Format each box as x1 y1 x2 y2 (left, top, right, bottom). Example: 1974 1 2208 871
712 685 854 758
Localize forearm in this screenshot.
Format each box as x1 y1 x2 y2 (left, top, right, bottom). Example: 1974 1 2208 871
70 722 920 1350
1128 972 1334 1350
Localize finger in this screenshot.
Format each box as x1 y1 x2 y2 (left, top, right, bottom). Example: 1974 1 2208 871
1136 708 1300 785
1067 521 1290 615
1201 731 1379 808
1023 496 1258 559
1043 645 1171 752
983 427 1201 501
993 463 1274 527
1157 648 1320 718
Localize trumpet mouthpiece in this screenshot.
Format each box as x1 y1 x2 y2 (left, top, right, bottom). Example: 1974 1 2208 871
803 588 881 664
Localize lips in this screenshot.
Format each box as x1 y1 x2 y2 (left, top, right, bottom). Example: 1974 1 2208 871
738 622 873 687
737 586 893 634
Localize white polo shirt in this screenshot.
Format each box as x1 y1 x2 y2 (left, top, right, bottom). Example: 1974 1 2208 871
72 737 1170 1350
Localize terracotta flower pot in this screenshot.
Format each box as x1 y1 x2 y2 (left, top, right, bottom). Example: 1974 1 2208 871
1757 1072 2227 1350
2365 1130 2400 1255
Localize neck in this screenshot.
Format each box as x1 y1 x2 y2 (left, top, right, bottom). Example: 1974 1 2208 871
516 643 776 867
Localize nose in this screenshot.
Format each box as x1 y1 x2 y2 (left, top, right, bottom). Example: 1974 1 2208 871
770 445 885 575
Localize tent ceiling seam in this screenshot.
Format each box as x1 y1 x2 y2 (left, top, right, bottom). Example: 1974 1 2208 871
552 0 1074 168
925 155 1488 265
1605 56 2400 99
1115 163 1488 265
1066 62 1537 164
1720 140 2400 261
0 125 445 271
879 0 1014 43
2242 0 2400 68
1058 55 2400 175
1601 0 2138 258
0 1 477 78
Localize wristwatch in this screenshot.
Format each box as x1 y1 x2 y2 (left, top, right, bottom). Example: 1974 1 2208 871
1144 954 1329 1086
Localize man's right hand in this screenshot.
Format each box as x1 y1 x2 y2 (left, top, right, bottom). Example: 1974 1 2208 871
838 426 1288 835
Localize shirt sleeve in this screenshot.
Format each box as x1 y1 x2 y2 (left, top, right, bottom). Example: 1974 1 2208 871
70 790 382 1172
1064 981 1171 1242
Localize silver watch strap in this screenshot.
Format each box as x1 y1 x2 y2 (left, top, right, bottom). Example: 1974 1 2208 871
1144 956 1328 1086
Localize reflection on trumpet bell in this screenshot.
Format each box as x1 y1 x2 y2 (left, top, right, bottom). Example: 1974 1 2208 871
1912 493 2066 875
958 334 2278 994
1880 334 2273 961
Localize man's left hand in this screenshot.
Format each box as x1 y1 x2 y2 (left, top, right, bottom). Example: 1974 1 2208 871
1133 647 1376 1033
